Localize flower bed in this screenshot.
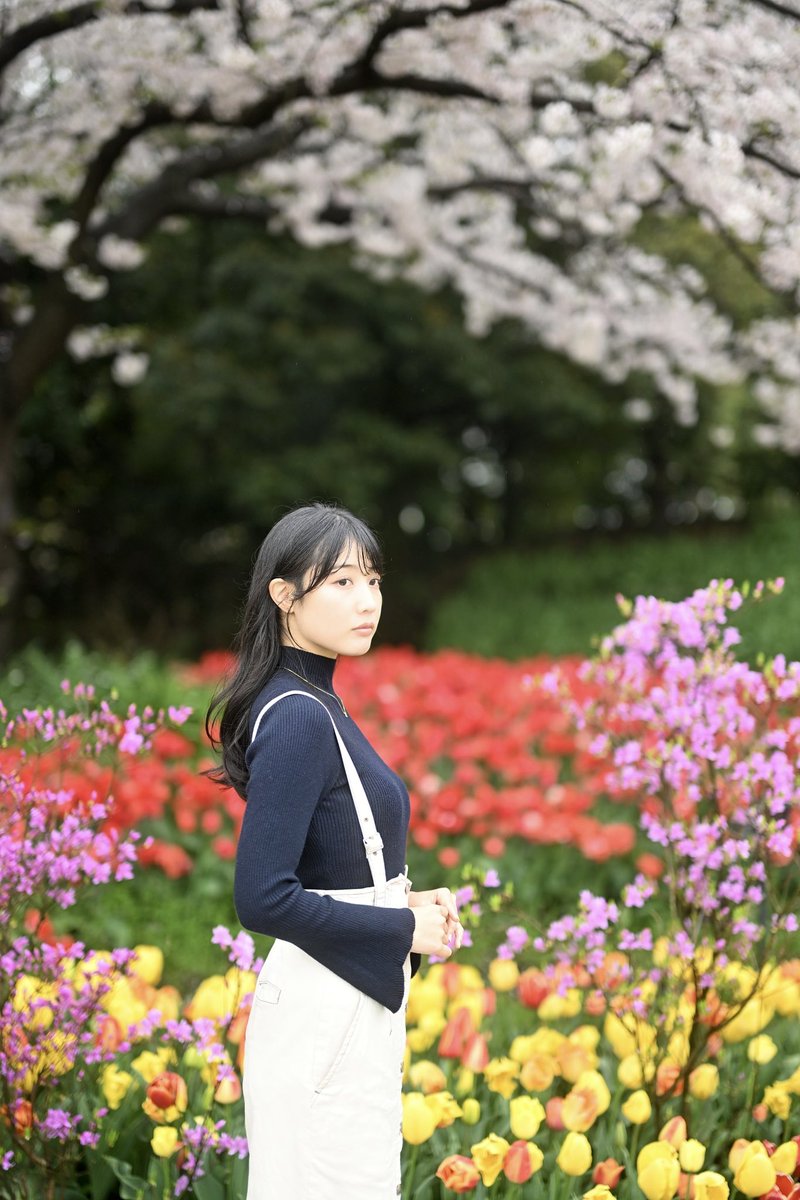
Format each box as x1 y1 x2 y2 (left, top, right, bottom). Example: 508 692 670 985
2 577 799 1198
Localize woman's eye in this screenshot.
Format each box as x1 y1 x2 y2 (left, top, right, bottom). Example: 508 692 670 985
335 578 351 586
371 578 382 586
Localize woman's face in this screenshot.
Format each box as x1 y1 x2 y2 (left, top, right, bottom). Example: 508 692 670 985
271 541 383 659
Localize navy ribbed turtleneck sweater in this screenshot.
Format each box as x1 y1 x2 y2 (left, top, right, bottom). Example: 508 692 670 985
233 645 421 1014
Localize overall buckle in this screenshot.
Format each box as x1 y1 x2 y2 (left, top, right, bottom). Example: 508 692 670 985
363 831 384 856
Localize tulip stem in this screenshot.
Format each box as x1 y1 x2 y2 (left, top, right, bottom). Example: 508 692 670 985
403 1143 420 1200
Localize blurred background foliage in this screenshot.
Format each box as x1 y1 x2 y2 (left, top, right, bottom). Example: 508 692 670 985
15 212 800 664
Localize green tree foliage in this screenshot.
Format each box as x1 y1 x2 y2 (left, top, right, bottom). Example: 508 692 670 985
16 219 800 656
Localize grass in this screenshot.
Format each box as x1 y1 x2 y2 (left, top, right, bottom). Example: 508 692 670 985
425 514 800 660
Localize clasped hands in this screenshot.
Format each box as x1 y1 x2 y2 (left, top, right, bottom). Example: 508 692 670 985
408 886 464 959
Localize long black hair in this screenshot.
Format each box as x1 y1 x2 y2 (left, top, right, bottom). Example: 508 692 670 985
205 502 383 797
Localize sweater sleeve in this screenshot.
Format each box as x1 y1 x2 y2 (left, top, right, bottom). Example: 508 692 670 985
233 694 416 1014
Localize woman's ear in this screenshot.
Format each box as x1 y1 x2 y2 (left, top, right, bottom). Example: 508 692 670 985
268 577 293 612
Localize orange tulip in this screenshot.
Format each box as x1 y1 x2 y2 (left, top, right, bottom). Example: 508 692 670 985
546 1096 565 1130
94 1013 124 1052
439 1008 474 1059
656 1063 684 1097
442 963 462 997
562 1087 600 1132
214 1073 242 1104
678 1171 696 1199
482 987 496 1016
435 1154 480 1192
517 968 552 1009
10 1100 33 1133
594 1158 625 1187
146 1071 188 1112
660 1117 688 1148
585 990 607 1016
504 1140 542 1183
461 1032 489 1072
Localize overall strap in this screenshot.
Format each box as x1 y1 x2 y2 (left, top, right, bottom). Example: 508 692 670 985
250 689 387 904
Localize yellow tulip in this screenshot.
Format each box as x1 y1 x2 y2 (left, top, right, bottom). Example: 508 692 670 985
402 1092 439 1144
186 975 236 1023
764 1085 792 1120
483 1057 520 1099
130 945 164 987
151 1126 180 1158
406 1028 436 1054
688 1064 719 1099
747 1035 777 1064
521 1053 558 1091
771 1142 798 1175
679 1140 706 1173
556 1131 592 1176
461 1098 481 1125
540 989 581 1020
408 1060 447 1094
488 958 519 991
103 976 148 1030
575 1069 611 1114
622 1090 652 1124
728 1139 751 1173
406 976 447 1027
733 1143 777 1197
618 1054 645 1089
424 1090 461 1129
694 1171 730 1200
509 1034 539 1063
101 1064 134 1110
720 996 775 1044
131 1047 176 1084
453 1066 475 1097
471 1133 511 1187
12 976 57 1032
604 1012 640 1059
529 1027 566 1056
509 1096 545 1140
572 1025 602 1051
637 1143 678 1175
638 1154 680 1200
584 1187 615 1200
559 1042 595 1083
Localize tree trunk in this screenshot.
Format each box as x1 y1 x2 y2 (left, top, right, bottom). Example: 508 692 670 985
0 278 82 662
0 393 19 666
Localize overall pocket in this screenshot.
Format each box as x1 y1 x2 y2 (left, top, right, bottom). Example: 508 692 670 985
311 972 365 1095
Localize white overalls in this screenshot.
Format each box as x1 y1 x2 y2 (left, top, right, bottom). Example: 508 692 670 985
242 690 412 1199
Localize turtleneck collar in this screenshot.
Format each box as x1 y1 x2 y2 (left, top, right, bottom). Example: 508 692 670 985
278 644 337 690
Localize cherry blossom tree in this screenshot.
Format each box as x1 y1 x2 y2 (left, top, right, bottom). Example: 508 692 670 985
1 0 800 656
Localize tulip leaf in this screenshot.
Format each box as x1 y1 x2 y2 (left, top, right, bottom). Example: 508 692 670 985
101 1154 149 1199
192 1173 226 1200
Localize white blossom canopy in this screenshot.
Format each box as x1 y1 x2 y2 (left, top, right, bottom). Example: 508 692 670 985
2 0 800 446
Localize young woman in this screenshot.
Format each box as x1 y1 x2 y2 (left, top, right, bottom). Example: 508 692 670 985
206 502 463 1200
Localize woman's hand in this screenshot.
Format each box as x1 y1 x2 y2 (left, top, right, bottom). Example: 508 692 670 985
408 887 464 954
409 902 454 957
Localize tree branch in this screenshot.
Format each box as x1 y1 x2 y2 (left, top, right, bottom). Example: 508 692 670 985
742 139 800 181
165 189 277 223
90 116 311 246
0 0 219 75
747 0 800 19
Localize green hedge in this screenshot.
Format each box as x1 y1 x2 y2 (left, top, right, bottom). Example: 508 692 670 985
425 514 800 660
